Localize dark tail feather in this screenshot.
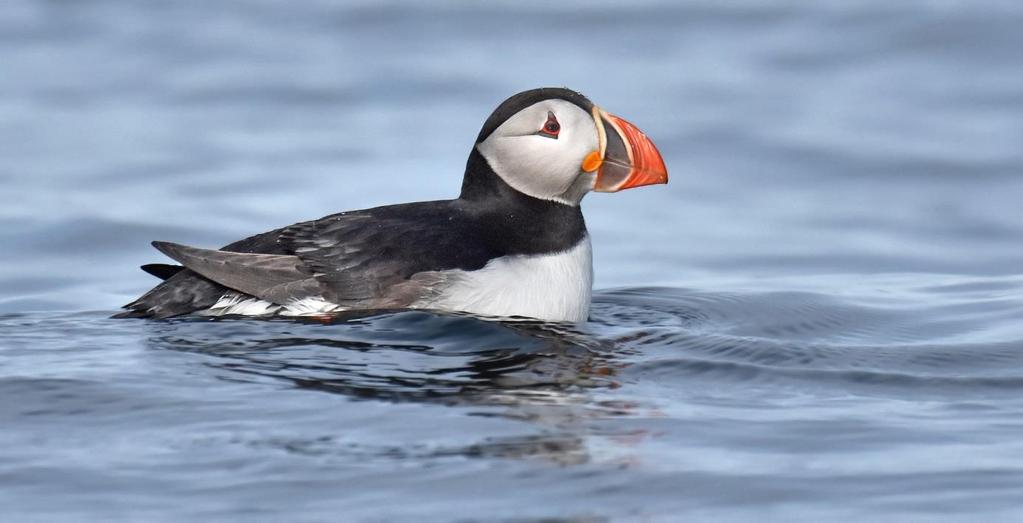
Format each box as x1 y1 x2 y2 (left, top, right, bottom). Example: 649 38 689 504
141 264 184 280
112 269 227 319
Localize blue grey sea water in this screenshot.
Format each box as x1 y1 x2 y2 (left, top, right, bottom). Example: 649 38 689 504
2 1 1023 521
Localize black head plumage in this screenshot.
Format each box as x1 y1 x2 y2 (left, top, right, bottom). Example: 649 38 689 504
475 87 594 143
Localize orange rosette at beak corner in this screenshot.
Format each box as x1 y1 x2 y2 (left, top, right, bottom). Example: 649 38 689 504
588 108 668 192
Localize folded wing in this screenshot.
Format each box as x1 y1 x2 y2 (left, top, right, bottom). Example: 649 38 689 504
130 201 496 317
151 241 322 305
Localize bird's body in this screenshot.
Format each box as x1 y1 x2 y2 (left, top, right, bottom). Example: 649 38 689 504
194 237 593 321
116 88 666 323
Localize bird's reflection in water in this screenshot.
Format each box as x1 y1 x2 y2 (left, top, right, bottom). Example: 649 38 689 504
144 309 647 466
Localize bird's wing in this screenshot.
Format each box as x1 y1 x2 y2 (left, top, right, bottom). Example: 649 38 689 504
151 241 322 305
144 202 496 311
278 203 495 307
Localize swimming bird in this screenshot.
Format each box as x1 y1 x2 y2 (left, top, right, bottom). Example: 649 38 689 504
115 88 667 322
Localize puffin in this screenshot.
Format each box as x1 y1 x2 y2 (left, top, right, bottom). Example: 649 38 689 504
115 87 667 323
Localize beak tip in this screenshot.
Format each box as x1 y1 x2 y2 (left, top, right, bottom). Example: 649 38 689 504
595 112 669 192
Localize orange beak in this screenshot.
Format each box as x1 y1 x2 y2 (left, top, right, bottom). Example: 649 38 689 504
587 107 668 192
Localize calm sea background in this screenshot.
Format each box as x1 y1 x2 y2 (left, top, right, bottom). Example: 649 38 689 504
2 1 1023 521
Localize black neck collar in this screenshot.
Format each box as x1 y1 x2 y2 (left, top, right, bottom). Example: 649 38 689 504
457 147 587 254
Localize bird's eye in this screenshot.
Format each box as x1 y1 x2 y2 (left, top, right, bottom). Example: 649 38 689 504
538 111 560 139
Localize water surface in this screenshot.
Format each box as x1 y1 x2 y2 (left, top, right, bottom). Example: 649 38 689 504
2 1 1022 521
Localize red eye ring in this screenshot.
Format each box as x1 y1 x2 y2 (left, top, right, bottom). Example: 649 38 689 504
539 111 560 138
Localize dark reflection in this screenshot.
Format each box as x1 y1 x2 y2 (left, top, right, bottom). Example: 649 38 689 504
146 310 626 400
143 310 635 464
250 432 594 467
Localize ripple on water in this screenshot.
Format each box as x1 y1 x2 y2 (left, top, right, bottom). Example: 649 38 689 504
3 282 1023 520
594 284 1023 400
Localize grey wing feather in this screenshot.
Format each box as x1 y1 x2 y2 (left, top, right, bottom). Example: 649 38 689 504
151 241 323 305
280 218 414 306
278 212 459 308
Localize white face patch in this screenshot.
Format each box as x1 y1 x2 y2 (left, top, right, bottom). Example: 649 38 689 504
476 99 599 205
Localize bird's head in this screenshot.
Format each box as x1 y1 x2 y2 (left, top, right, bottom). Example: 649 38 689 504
467 87 668 205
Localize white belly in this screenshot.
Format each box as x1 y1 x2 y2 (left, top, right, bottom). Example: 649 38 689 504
418 236 593 323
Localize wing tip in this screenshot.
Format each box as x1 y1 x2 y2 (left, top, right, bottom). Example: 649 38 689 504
151 240 175 253
151 241 193 264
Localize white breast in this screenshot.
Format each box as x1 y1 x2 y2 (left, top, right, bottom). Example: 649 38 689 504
417 236 593 323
